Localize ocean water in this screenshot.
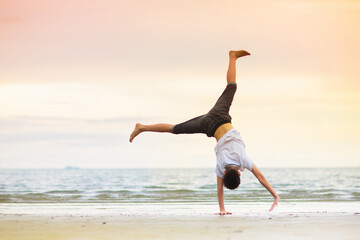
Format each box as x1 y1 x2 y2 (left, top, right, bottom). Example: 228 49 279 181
1 168 359 204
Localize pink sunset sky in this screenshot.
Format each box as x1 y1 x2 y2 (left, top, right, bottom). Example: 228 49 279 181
0 0 359 168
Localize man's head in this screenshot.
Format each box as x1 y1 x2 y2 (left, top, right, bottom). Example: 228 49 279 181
223 166 241 190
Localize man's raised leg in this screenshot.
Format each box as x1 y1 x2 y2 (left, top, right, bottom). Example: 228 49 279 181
129 123 173 142
227 50 250 84
130 50 250 143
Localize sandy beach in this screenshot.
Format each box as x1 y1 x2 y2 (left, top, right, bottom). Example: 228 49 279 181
1 203 360 240
1 212 360 240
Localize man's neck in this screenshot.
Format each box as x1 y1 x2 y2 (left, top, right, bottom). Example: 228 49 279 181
214 123 234 142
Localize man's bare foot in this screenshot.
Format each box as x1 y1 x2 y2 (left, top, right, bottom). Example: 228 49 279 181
229 50 250 59
129 123 144 143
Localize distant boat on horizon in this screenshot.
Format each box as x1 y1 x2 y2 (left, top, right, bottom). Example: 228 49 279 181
64 166 80 170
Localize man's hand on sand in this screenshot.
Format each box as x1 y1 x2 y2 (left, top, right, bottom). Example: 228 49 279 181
269 196 280 212
215 210 232 215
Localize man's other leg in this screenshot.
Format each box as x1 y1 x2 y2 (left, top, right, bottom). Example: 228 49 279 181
209 50 251 116
227 50 250 84
129 123 173 142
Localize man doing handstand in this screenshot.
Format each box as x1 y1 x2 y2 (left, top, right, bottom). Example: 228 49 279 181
130 50 280 215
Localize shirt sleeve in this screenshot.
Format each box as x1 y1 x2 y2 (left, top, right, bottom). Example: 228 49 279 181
243 155 253 171
215 164 224 178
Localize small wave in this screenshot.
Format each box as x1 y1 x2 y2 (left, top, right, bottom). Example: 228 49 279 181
0 194 13 202
199 184 216 189
46 190 83 194
144 185 167 189
351 192 360 200
96 190 132 194
94 194 117 200
147 189 196 194
0 193 83 203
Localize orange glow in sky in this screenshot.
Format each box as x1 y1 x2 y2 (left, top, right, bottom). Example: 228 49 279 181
0 0 359 168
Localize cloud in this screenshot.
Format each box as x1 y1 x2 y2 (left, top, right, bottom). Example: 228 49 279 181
0 115 152 124
0 132 124 144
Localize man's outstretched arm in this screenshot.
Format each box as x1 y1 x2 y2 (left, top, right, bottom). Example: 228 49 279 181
215 176 232 215
251 163 280 211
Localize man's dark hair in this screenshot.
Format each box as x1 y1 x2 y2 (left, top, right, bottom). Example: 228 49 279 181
223 168 241 190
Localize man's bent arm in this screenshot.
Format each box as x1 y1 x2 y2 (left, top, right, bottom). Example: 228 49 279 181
216 176 231 215
251 163 280 211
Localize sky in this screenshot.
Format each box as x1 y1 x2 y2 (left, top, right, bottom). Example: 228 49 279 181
0 0 359 169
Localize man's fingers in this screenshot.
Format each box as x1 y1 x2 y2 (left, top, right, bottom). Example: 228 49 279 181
269 204 275 212
215 212 232 215
269 202 278 212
